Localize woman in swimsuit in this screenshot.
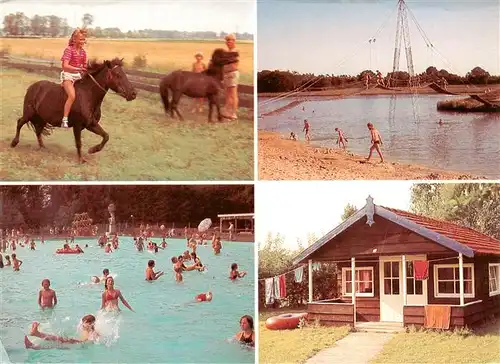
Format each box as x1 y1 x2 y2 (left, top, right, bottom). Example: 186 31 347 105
234 315 254 347
101 277 134 312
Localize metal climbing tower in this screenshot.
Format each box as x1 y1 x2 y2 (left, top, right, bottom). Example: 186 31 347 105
392 0 415 79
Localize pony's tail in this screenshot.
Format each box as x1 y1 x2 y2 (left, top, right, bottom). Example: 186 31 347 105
27 121 53 136
160 84 170 114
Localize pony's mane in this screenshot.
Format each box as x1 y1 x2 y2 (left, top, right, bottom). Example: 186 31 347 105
86 57 124 74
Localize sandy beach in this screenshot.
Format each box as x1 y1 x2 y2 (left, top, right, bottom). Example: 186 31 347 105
258 131 483 180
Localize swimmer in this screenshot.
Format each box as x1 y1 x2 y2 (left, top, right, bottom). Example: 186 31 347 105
191 252 204 270
75 244 84 253
11 253 22 271
24 315 98 349
234 315 254 347
104 243 112 253
38 279 57 309
335 127 348 149
229 263 247 280
4 255 11 266
30 239 36 250
101 277 134 312
366 122 384 163
172 256 183 282
195 291 213 302
145 259 164 281
212 236 222 255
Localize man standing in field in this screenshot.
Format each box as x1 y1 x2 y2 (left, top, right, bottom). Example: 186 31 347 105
222 33 239 121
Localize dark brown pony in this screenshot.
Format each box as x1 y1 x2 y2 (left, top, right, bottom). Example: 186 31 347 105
159 48 238 122
10 58 137 163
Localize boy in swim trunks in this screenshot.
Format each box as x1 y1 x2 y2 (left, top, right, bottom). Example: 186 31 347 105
60 28 88 128
145 259 164 281
192 52 207 113
335 128 348 149
11 253 22 271
303 119 311 142
366 122 385 163
38 279 57 309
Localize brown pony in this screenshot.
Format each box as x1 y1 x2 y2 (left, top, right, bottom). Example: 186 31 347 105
159 48 238 122
11 58 137 164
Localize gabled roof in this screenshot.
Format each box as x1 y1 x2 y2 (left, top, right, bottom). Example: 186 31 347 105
293 196 500 265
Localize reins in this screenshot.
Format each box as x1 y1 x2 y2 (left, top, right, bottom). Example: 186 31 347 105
87 64 120 95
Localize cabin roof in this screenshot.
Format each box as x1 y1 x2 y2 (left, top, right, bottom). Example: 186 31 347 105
293 197 500 265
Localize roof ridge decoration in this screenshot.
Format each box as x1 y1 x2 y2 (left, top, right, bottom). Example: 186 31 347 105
366 195 375 226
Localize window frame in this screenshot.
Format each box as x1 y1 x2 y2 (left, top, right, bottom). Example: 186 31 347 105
342 266 375 298
488 263 500 297
433 263 475 299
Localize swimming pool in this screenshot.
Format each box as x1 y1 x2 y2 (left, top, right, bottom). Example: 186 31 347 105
0 237 255 363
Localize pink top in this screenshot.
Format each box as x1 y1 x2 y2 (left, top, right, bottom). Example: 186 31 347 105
61 46 87 70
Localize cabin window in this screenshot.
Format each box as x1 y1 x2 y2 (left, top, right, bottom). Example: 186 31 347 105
342 267 374 297
434 264 474 298
489 263 500 296
406 261 423 295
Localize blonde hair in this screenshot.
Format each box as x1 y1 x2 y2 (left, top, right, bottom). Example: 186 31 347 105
225 33 236 41
68 28 88 46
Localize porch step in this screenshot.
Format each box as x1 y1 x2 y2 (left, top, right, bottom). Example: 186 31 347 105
355 322 405 333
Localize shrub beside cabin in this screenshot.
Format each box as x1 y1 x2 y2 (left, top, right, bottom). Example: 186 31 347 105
293 196 500 330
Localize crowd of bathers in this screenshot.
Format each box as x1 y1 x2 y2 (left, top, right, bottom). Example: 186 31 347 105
0 227 255 351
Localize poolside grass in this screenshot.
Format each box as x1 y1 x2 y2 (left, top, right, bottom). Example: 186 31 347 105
371 323 500 364
259 309 350 364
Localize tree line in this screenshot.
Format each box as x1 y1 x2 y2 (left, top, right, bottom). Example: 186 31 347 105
0 185 254 232
259 183 500 308
2 12 254 40
258 66 499 93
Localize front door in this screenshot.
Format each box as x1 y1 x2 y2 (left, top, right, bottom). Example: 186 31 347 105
379 257 403 322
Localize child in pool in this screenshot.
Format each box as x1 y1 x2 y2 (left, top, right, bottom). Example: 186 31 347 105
234 315 254 347
195 291 212 302
101 276 134 312
171 256 183 282
24 315 98 349
104 244 112 253
38 279 57 309
191 252 204 270
30 239 36 250
11 253 22 271
91 268 110 284
145 259 164 281
4 255 11 266
229 263 247 280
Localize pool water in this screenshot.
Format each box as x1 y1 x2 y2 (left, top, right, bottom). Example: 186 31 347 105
0 237 255 363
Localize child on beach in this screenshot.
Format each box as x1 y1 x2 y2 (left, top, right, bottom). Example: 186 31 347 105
60 28 88 128
229 263 247 280
195 291 213 302
303 119 311 142
38 279 57 309
335 128 348 149
234 315 254 347
11 253 22 271
289 132 297 141
366 122 385 163
192 52 207 113
24 316 98 349
145 259 164 281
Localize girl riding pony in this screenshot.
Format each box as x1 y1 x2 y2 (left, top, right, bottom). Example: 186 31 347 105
60 28 88 128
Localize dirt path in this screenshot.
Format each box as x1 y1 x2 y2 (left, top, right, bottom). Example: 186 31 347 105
258 131 483 180
305 332 393 364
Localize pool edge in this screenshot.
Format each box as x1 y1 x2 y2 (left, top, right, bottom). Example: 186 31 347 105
0 338 11 364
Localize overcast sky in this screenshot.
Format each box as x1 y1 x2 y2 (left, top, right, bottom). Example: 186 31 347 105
1 0 255 33
256 181 414 250
258 0 499 75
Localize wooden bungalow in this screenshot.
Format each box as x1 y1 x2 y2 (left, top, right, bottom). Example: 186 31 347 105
293 196 500 330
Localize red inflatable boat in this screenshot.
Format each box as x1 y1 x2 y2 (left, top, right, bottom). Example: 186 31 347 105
265 312 308 330
55 249 82 254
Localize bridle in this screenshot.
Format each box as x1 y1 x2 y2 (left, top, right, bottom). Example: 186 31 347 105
87 64 125 96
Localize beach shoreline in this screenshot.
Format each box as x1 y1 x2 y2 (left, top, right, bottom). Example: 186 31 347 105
258 131 485 180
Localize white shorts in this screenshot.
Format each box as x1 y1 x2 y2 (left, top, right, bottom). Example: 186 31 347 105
223 70 240 88
60 71 82 84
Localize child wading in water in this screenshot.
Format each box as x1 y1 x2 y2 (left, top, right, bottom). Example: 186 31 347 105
229 263 247 280
11 253 22 271
38 279 57 309
366 122 385 163
60 28 88 128
303 119 311 142
335 128 348 149
24 315 98 349
192 52 206 113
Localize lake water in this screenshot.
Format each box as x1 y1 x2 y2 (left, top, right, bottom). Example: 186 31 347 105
259 95 500 178
0 237 255 363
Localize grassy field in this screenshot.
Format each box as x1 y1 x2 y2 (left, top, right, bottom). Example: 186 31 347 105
372 324 500 364
2 38 254 84
0 68 253 181
259 309 350 364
